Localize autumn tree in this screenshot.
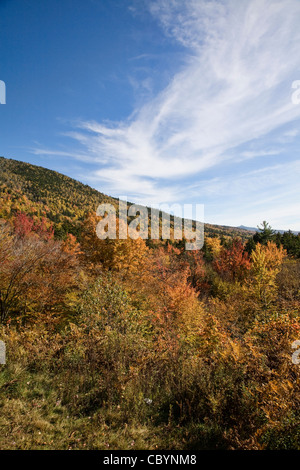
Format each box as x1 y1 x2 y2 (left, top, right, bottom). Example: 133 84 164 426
247 241 286 312
0 220 80 323
213 238 251 282
13 211 54 240
183 249 207 292
80 212 148 275
205 236 222 259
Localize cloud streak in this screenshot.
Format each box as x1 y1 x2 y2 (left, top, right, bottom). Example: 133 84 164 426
35 0 300 228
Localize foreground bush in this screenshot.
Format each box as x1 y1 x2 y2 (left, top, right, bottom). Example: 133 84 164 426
1 275 299 450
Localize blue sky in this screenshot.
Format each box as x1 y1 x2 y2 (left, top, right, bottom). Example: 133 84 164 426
1 0 300 230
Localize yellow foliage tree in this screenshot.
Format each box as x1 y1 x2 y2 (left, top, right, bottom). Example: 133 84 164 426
80 212 148 275
247 241 286 311
205 236 222 258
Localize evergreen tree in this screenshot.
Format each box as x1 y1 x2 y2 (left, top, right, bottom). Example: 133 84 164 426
253 221 275 245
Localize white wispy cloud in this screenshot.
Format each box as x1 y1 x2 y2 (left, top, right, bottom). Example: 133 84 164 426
35 0 300 228
190 159 300 229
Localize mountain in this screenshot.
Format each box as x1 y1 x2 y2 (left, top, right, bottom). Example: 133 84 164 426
0 156 120 238
238 225 299 236
238 225 257 232
0 156 254 240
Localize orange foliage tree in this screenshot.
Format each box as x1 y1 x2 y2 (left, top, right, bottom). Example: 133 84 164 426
213 238 251 282
0 219 80 323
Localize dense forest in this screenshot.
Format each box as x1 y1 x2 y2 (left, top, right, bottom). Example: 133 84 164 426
0 156 300 450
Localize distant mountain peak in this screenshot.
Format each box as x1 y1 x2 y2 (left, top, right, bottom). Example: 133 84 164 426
238 224 299 235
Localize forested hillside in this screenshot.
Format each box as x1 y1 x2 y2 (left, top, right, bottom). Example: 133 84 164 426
0 156 120 239
0 156 300 450
0 156 254 241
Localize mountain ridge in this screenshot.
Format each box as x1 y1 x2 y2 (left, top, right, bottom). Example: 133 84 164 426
0 156 257 240
238 224 299 236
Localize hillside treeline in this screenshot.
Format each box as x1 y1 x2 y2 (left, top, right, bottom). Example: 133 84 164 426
0 156 255 241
